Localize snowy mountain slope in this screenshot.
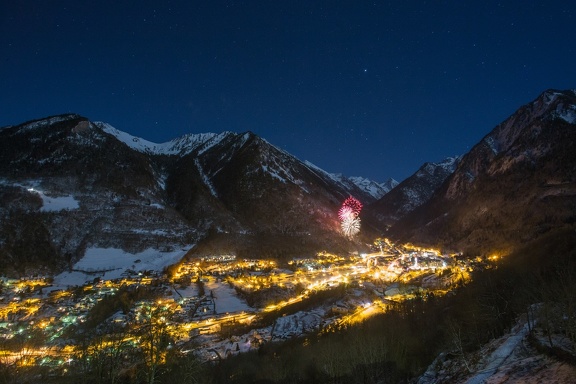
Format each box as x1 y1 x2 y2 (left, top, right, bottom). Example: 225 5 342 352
0 114 392 274
99 122 389 203
369 156 460 224
380 177 400 194
302 161 395 202
335 174 398 200
97 121 235 157
184 132 367 236
0 115 229 273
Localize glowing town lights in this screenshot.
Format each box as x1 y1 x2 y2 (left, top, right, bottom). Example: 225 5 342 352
339 196 362 238
0 241 478 373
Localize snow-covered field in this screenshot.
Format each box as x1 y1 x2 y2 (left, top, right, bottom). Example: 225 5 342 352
32 189 79 211
0 180 79 212
205 279 252 314
53 247 188 288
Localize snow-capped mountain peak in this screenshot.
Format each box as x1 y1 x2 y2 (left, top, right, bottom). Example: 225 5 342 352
348 176 398 200
97 122 167 153
302 161 395 201
416 156 461 177
97 122 235 157
169 131 234 156
370 156 462 224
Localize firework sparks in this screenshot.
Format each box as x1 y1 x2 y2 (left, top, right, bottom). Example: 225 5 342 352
338 206 354 221
339 196 362 238
341 216 361 237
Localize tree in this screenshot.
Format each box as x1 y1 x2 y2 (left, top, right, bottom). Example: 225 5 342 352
74 324 132 384
132 301 176 384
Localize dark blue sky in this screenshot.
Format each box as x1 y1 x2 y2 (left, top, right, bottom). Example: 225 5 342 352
1 1 575 182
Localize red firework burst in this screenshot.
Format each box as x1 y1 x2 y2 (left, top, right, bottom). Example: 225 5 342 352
342 196 362 215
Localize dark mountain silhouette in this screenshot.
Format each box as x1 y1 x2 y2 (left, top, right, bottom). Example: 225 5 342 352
389 89 576 255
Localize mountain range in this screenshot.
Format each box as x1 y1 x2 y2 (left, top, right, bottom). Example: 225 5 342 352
1 88 575 274
0 114 397 274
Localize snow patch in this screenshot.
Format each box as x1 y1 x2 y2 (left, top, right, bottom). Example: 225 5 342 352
157 172 168 190
484 136 498 155
11 183 79 212
204 280 252 314
195 159 218 197
554 104 576 124
97 122 162 153
38 193 79 212
53 247 188 287
262 165 287 183
272 311 323 338
464 322 530 384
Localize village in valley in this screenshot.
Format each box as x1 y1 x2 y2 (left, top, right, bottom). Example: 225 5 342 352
0 237 490 374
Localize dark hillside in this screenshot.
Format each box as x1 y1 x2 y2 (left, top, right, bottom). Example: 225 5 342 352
197 228 576 384
390 90 576 255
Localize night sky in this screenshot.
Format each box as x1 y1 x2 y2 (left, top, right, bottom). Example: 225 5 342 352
1 1 575 182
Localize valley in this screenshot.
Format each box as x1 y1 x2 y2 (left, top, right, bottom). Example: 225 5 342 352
0 239 481 375
1 89 575 382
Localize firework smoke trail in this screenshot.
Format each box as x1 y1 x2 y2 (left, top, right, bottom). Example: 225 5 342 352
339 196 362 238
